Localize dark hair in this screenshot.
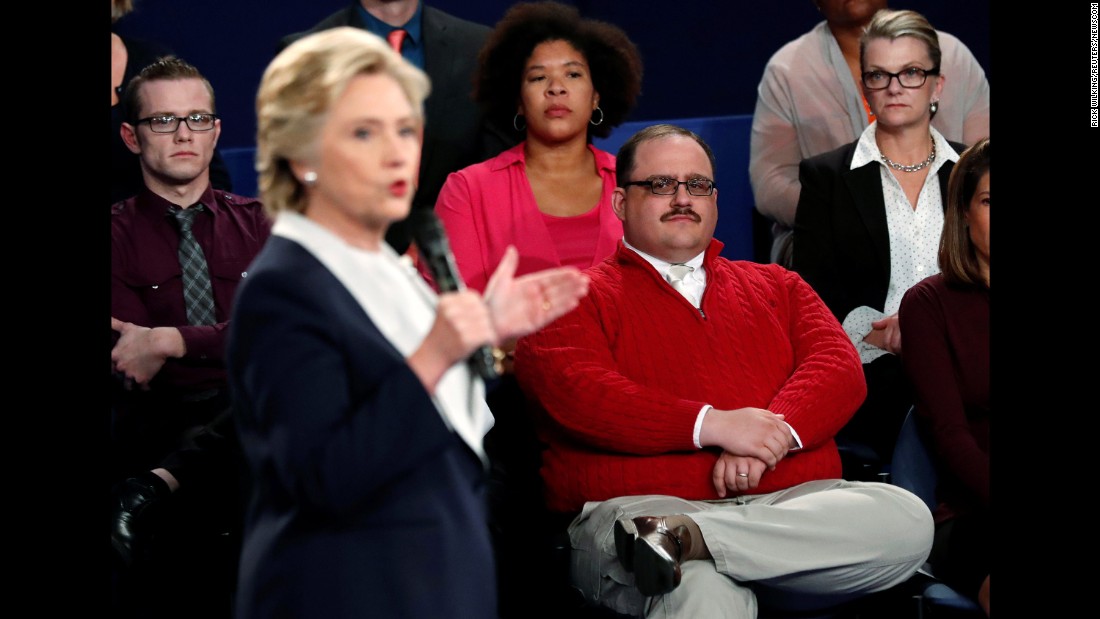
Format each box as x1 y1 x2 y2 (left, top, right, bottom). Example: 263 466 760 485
474 1 643 140
938 137 989 288
122 56 216 125
615 124 716 187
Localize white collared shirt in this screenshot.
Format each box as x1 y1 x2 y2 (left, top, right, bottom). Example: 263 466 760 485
622 238 707 307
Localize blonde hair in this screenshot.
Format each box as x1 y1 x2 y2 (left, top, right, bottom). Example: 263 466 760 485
860 9 942 71
255 27 431 216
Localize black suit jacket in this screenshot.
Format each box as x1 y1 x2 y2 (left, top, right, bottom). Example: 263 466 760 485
792 138 967 322
279 4 518 253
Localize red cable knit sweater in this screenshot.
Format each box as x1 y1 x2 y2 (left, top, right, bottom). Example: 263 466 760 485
514 239 866 513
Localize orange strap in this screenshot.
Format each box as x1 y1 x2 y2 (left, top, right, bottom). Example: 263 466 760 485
862 94 876 124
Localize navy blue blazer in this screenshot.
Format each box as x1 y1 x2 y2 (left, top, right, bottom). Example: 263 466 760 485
791 138 966 323
228 236 496 619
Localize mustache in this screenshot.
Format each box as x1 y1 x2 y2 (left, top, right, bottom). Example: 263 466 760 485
660 207 701 223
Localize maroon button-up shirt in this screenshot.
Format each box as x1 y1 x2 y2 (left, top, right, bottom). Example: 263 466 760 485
111 185 271 395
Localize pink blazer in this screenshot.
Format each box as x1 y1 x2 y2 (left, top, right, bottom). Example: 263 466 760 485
435 142 623 292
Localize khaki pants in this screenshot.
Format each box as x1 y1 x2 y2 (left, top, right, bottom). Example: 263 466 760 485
568 479 933 618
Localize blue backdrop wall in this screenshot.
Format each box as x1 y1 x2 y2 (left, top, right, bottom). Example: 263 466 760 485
115 0 991 151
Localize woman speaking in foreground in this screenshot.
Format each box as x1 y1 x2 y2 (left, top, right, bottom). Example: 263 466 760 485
226 27 589 619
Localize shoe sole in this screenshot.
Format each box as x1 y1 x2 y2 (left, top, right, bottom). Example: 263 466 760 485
614 518 638 571
613 518 681 597
633 536 681 597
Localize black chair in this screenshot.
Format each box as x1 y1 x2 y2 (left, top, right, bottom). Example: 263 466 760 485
889 408 984 618
836 435 889 482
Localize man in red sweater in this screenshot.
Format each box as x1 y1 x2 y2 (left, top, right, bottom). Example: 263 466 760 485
514 124 933 618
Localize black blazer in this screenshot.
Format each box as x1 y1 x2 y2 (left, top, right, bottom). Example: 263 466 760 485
279 5 518 252
791 138 967 322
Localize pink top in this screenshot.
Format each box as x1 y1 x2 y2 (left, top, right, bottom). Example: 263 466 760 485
435 142 623 292
541 206 601 271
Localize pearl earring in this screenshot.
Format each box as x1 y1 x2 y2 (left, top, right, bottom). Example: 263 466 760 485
303 171 317 185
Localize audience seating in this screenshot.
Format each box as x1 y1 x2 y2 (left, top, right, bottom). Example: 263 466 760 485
220 147 258 199
889 407 985 618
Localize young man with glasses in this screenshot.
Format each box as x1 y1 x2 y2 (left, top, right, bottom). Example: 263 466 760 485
514 124 932 618
111 55 270 619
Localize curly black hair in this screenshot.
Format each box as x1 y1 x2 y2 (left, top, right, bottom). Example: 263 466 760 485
474 1 643 140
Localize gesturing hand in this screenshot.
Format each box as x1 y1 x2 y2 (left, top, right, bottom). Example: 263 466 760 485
483 246 589 342
410 246 589 392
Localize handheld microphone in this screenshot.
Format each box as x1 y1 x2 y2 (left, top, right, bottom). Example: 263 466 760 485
408 208 502 380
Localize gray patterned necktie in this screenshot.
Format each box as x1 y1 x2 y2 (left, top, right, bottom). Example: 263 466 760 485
170 205 217 326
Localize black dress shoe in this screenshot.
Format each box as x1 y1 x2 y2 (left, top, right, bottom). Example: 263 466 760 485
111 471 173 567
614 516 692 596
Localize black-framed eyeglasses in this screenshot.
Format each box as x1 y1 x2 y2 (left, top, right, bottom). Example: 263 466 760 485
861 67 939 90
623 177 716 196
136 113 220 133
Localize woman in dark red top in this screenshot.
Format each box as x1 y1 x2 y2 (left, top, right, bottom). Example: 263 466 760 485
899 137 989 615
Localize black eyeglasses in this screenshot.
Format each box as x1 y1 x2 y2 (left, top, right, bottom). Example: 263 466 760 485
136 113 219 133
623 177 716 196
861 67 939 90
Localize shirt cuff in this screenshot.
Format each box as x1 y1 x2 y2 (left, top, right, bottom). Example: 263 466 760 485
693 404 711 449
694 405 803 451
784 421 804 450
842 306 889 364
